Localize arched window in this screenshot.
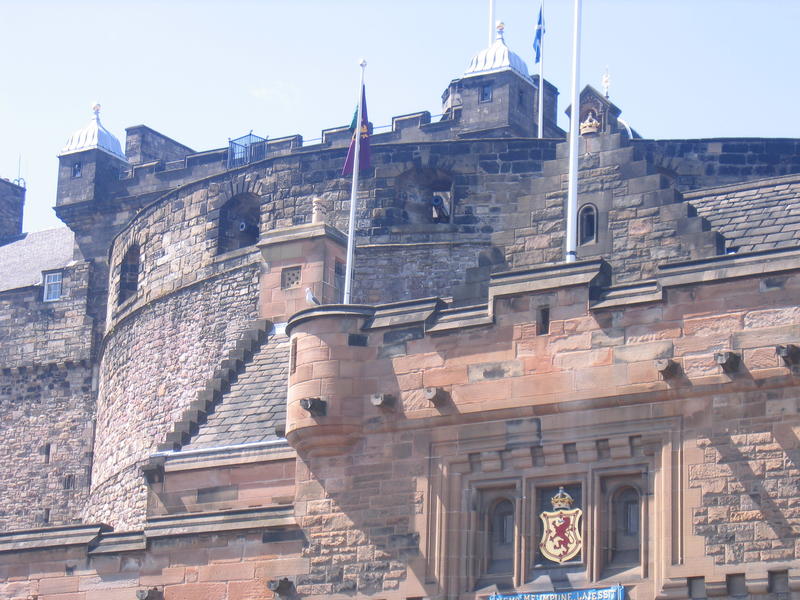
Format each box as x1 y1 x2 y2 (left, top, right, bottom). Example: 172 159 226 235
578 204 597 245
487 498 514 574
118 244 140 305
610 486 640 566
218 193 261 254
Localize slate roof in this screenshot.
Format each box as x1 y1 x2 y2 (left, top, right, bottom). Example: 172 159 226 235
0 227 75 293
183 332 289 450
686 174 800 253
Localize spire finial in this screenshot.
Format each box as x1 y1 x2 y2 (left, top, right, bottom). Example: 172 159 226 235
602 67 610 99
496 21 505 41
92 102 101 121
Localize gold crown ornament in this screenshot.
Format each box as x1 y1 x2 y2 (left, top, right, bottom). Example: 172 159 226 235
550 487 574 509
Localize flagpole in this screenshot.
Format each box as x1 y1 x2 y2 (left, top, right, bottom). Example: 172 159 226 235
343 59 366 304
537 0 544 139
488 0 495 47
565 0 581 263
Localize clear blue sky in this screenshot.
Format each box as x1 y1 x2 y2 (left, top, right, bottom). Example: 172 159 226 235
2 0 798 233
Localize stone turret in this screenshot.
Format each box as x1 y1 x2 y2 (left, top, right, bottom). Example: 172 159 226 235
441 22 561 138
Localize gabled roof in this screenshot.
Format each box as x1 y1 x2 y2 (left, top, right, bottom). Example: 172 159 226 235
686 174 800 253
182 332 289 451
0 227 75 293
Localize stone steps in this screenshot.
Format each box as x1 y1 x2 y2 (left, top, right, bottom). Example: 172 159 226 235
156 318 272 452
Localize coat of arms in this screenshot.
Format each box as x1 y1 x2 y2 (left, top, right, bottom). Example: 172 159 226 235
538 486 583 563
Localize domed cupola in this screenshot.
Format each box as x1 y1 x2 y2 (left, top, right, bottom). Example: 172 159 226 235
464 22 530 80
59 103 127 161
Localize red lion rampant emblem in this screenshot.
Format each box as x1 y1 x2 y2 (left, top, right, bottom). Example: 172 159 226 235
539 487 583 563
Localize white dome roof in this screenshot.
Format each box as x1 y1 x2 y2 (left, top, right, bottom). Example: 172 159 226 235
465 22 530 80
59 103 127 161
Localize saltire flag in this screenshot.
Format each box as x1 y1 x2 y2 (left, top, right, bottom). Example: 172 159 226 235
533 5 544 64
342 85 371 176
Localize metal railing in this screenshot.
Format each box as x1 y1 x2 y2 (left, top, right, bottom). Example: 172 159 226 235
227 132 268 169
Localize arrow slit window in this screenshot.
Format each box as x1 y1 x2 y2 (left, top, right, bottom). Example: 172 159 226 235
118 244 140 305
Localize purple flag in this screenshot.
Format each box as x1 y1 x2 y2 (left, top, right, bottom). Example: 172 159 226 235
342 85 371 176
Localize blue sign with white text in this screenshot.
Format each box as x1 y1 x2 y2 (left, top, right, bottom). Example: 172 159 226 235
489 585 624 600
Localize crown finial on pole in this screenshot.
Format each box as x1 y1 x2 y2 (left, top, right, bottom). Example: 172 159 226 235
495 21 505 41
602 66 610 99
92 102 101 121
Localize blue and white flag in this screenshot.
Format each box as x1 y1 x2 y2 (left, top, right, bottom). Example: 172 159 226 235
533 4 545 64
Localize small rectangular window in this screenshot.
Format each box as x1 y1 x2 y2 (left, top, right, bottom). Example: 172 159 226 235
563 442 578 463
43 271 63 302
726 574 746 597
335 260 346 302
72 162 82 178
768 570 789 594
480 83 493 102
537 306 550 335
688 577 707 599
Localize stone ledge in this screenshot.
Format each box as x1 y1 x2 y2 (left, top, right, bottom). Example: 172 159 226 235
144 506 295 539
88 531 146 555
489 258 611 301
591 280 663 310
363 297 444 331
158 439 294 472
286 304 375 336
657 244 800 286
426 304 493 334
0 523 110 554
0 358 90 375
258 222 347 249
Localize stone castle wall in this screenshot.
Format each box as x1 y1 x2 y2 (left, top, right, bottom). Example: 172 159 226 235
281 253 800 597
0 363 94 530
0 261 95 530
87 264 260 529
637 138 800 191
0 262 93 368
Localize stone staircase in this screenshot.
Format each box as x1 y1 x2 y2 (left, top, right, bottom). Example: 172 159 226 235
156 318 273 452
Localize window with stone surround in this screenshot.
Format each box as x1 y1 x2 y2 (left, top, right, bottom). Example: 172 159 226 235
474 483 519 589
610 486 641 566
43 270 63 302
427 420 664 596
600 474 646 578
488 498 515 574
71 161 82 178
480 83 493 103
579 204 597 245
118 244 140 305
217 193 261 254
396 168 454 225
